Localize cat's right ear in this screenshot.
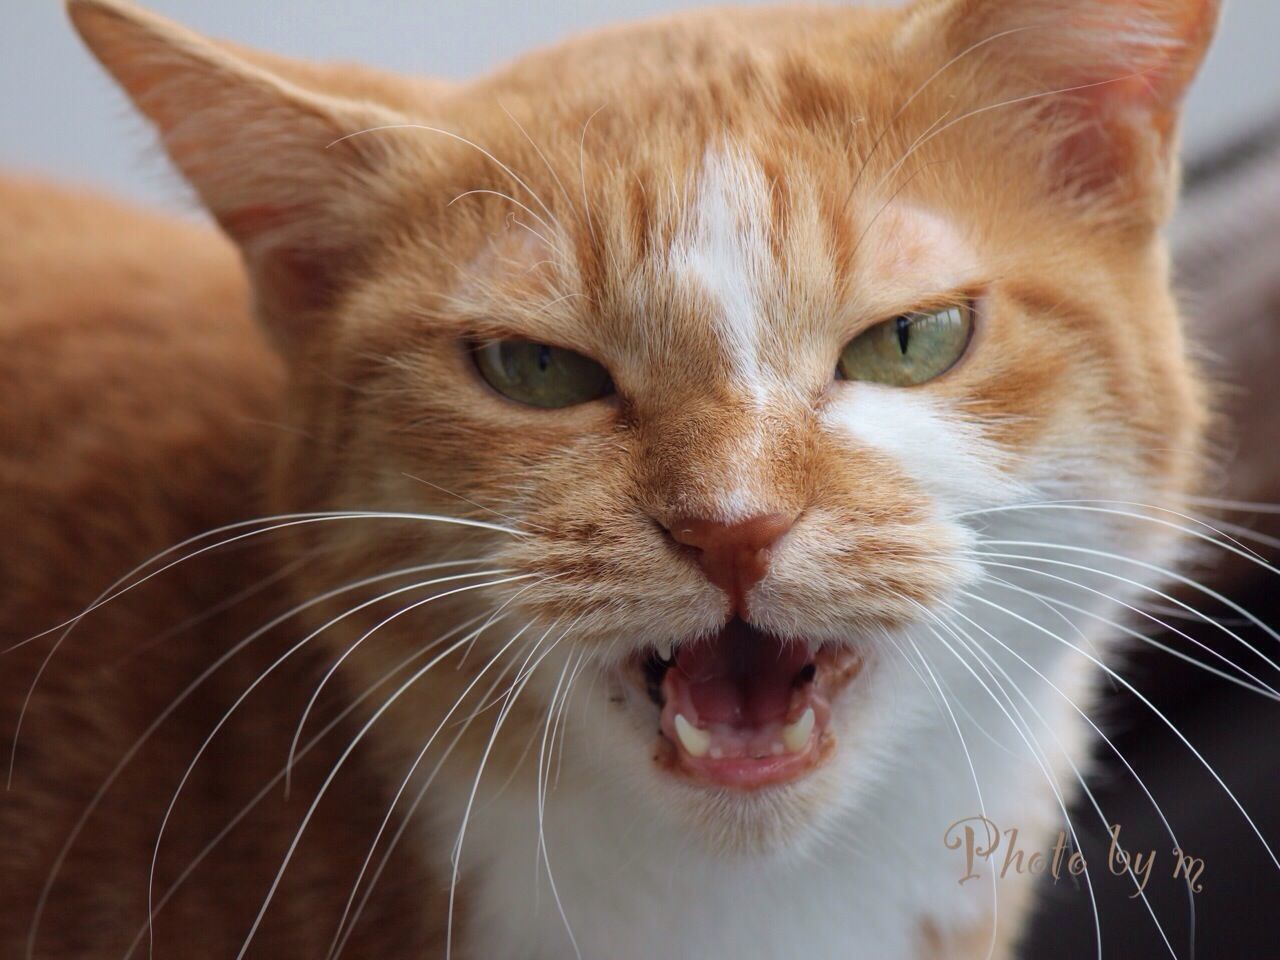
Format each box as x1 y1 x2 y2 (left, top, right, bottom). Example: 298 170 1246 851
67 0 430 354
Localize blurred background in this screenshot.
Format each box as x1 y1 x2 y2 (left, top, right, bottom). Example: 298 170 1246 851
5 2 1280 958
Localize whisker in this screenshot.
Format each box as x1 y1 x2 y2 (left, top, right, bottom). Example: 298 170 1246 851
9 509 522 787
105 550 321 673
146 572 529 959
1185 495 1280 515
445 622 571 959
844 26 1033 206
980 570 1279 700
974 547 1280 682
932 600 1179 958
327 627 558 957
551 647 591 790
533 648 586 960
877 68 1157 188
577 105 607 248
909 606 1108 960
230 576 551 960
963 592 1280 871
25 557 491 960
500 102 579 228
893 621 1003 960
117 607 501 960
325 621 543 959
285 573 535 792
448 189 560 251
329 123 563 237
956 500 1272 567
330 630 550 960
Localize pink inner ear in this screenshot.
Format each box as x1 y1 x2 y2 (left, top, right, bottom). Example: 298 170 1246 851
1024 0 1219 196
1065 0 1218 116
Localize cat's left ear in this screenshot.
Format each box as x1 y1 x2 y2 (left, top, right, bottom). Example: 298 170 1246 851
904 0 1221 223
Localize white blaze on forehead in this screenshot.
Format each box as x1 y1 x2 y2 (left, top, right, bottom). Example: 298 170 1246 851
823 384 1024 515
664 147 783 520
667 146 779 404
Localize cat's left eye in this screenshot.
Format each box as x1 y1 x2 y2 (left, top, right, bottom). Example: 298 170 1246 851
836 302 974 387
473 340 614 409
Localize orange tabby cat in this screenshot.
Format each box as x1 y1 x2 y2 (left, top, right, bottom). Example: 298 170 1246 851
2 0 1224 957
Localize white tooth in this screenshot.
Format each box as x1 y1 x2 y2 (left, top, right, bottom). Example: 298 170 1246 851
782 708 815 753
674 713 711 758
657 639 673 662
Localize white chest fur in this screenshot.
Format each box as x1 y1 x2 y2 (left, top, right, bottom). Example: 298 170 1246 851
440 611 1097 960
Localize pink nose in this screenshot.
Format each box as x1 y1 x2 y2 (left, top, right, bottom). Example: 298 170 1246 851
667 513 796 617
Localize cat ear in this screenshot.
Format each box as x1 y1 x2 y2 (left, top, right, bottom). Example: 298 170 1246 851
905 0 1221 220
67 0 423 352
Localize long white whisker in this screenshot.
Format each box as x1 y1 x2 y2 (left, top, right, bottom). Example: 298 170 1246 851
329 628 547 960
846 26 1032 203
577 105 606 248
957 500 1272 568
117 606 498 959
146 572 528 960
910 605 1104 960
974 547 1280 681
551 648 591 790
445 623 572 959
893 621 1001 960
534 649 586 960
878 69 1154 189
26 557 488 960
980 570 1278 700
285 573 533 791
1185 495 1280 514
964 591 1280 871
328 123 563 236
9 509 521 787
324 621 541 959
941 597 1189 957
229 575 549 960
500 102 579 226
448 189 559 250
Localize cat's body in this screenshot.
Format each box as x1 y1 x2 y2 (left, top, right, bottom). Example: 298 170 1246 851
3 1 1230 957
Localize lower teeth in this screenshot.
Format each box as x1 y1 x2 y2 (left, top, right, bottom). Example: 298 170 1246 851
671 708 816 760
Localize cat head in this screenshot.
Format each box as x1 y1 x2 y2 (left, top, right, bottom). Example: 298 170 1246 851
71 0 1216 854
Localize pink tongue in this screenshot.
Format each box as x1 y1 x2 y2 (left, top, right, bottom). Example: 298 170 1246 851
672 623 809 727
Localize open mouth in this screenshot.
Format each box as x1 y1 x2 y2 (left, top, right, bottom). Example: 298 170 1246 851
638 619 862 790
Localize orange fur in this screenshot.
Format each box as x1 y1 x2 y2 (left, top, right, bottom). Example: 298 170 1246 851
3 0 1223 956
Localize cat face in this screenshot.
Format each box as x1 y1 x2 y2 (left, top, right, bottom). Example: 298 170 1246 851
72 0 1216 853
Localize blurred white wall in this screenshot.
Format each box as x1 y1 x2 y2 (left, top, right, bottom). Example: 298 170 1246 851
3 0 1278 213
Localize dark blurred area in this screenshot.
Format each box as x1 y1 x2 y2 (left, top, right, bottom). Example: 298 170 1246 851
1023 119 1280 958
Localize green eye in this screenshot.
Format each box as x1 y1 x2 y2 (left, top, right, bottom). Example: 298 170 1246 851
474 340 614 408
836 303 973 386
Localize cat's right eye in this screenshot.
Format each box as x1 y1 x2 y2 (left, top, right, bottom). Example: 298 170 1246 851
473 340 614 409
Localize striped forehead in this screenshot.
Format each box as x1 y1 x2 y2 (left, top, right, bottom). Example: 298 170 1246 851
651 146 976 398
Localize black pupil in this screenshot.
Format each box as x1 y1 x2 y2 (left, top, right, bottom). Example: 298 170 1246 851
895 316 911 355
536 344 552 372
